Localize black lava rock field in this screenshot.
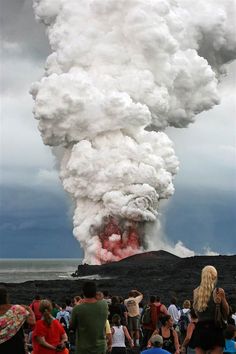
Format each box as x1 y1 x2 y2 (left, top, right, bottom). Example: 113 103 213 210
2 251 236 306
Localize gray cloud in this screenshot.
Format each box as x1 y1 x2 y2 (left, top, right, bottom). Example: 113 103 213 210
160 186 236 254
1 0 50 60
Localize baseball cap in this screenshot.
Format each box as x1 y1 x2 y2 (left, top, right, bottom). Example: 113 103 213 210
150 334 163 345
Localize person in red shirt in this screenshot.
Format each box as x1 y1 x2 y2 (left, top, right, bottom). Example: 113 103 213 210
155 296 168 328
141 295 158 349
32 299 68 354
30 295 42 321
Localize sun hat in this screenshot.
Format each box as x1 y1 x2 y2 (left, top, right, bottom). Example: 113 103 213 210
150 334 163 345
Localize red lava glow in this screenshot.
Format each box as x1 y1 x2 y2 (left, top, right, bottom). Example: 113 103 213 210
98 217 140 262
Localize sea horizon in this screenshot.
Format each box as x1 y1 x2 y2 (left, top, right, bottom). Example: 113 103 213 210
0 258 82 283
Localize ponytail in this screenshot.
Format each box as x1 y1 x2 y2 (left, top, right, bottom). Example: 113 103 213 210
39 299 53 326
112 314 121 327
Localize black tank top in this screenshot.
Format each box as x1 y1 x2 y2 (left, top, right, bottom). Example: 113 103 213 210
196 292 215 322
159 327 175 353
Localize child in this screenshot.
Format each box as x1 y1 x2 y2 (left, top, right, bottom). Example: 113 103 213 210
111 314 134 354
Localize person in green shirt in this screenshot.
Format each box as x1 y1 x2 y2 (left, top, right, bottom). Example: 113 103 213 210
51 301 60 318
71 281 108 354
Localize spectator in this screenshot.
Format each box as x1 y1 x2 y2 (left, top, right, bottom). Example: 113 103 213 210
124 289 143 346
142 334 171 354
0 287 35 354
141 295 159 349
103 290 112 305
224 324 236 353
71 281 108 354
111 314 133 354
56 303 70 333
73 296 81 306
96 291 105 301
30 295 42 321
178 300 191 343
168 298 180 327
32 299 68 354
155 296 168 328
159 315 180 354
108 296 127 325
65 299 73 314
181 308 198 354
193 265 229 354
105 319 112 353
51 302 60 318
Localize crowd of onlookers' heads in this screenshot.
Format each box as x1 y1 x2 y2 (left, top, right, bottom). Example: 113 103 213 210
25 291 236 354
0 265 236 354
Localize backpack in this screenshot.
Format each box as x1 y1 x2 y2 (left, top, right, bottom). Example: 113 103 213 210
178 309 190 333
141 305 151 325
59 314 68 329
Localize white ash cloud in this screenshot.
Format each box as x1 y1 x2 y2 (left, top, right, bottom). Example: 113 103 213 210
31 0 236 264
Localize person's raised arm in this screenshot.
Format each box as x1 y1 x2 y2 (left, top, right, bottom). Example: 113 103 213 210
133 290 143 303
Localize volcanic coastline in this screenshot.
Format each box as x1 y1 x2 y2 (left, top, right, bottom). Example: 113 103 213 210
2 251 236 305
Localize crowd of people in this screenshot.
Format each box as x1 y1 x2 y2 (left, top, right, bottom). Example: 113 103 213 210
0 265 236 354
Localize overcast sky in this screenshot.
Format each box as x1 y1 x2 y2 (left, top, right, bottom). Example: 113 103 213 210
0 0 236 258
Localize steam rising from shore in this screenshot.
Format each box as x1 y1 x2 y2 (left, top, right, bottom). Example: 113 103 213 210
31 0 236 264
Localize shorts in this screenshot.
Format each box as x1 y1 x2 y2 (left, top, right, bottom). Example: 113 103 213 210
194 321 224 350
128 315 140 331
111 348 126 354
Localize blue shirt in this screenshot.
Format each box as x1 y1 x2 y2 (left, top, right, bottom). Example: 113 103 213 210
224 339 236 353
141 348 171 354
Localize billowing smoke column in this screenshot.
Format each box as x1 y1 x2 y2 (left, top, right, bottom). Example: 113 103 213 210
31 0 236 264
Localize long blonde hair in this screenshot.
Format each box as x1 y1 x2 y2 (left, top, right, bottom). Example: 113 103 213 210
193 265 217 312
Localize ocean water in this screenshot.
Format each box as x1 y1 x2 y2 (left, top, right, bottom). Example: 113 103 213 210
0 259 82 283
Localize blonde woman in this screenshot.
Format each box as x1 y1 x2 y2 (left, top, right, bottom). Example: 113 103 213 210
193 265 229 354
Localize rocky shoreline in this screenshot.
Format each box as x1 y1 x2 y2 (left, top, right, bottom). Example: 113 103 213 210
1 251 236 305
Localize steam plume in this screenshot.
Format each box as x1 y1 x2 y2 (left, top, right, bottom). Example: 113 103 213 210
31 0 236 264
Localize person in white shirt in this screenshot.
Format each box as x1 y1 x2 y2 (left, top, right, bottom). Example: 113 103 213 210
178 299 191 343
168 297 180 326
56 303 70 332
124 289 143 346
111 314 133 353
65 299 73 314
